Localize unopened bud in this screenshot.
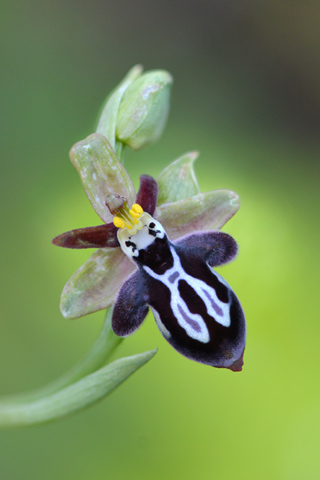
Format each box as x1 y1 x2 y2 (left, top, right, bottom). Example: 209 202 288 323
116 70 173 150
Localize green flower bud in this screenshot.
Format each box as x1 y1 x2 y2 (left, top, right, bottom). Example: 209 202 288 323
96 65 142 152
116 69 173 150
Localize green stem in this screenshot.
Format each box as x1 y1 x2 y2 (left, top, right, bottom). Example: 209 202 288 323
115 139 125 163
1 307 122 404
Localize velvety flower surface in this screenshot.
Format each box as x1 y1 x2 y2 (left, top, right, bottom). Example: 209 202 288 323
111 215 245 371
53 133 240 322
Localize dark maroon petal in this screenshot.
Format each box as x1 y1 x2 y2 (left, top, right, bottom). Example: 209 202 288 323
52 223 120 249
112 271 149 336
135 175 158 215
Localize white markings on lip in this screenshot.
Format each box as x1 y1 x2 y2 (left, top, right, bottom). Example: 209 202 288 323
118 213 166 258
168 271 179 283
145 254 209 343
201 289 224 316
143 245 231 343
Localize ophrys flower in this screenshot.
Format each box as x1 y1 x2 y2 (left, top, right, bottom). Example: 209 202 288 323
53 133 245 370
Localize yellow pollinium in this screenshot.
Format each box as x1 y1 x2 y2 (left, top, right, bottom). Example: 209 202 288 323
113 217 126 229
113 203 144 231
130 204 143 218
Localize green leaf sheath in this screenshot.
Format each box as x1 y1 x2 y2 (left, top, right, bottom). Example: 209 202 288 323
0 350 157 428
1 308 122 404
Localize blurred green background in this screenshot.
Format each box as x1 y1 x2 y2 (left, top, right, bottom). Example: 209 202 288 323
1 1 320 479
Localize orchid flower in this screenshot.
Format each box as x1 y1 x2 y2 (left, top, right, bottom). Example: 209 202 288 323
53 133 245 371
0 65 246 429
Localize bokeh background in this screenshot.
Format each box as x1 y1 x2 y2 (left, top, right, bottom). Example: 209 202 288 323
1 1 320 479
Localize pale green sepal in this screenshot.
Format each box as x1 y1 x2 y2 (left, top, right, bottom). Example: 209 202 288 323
70 133 136 223
157 151 200 205
0 350 157 428
96 65 143 151
61 248 135 319
155 189 240 240
116 70 173 150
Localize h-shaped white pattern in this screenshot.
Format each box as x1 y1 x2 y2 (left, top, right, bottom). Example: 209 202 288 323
143 246 231 344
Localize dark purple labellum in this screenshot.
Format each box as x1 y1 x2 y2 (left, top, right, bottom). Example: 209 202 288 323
112 223 246 372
